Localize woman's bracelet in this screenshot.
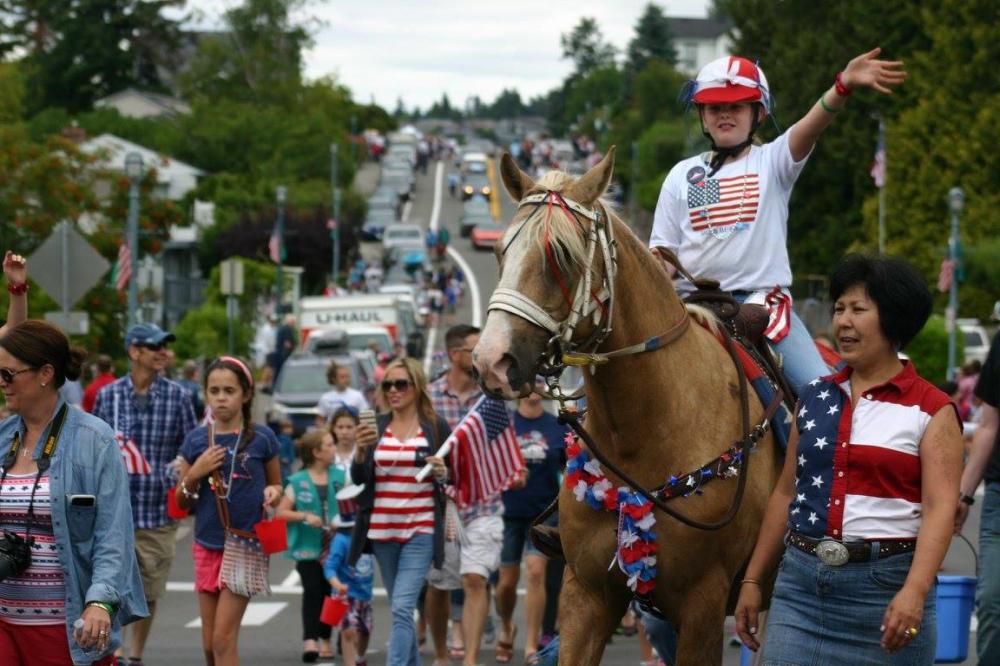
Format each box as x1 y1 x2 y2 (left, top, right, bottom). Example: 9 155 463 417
179 478 199 500
740 578 761 586
86 601 115 616
834 71 853 97
6 281 27 295
819 94 840 115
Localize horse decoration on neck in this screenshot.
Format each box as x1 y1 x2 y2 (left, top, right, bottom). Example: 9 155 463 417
473 149 784 665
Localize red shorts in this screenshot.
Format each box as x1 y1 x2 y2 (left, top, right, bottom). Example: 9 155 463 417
193 542 224 593
0 619 116 665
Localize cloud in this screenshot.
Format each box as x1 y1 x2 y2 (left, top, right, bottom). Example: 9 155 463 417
181 0 708 110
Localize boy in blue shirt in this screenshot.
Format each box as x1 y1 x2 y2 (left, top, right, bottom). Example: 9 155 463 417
324 485 374 666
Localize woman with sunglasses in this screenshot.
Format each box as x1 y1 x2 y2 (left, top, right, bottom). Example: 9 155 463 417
349 357 452 666
0 320 147 665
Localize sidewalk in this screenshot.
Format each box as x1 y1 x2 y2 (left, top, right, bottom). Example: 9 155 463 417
353 160 381 197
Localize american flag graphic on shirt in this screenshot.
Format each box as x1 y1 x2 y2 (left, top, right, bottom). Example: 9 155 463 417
688 174 760 232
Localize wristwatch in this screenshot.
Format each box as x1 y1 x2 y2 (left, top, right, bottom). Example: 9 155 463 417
959 493 975 506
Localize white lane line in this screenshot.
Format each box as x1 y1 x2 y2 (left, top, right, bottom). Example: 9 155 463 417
167 581 388 596
185 602 287 628
423 161 445 374
280 569 301 588
447 246 482 327
401 199 413 223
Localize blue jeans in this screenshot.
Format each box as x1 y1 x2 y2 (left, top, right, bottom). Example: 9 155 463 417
638 609 677 665
977 481 1000 663
372 534 434 666
732 294 829 395
762 544 936 665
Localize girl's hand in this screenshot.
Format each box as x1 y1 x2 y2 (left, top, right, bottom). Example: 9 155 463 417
355 424 378 449
189 446 225 478
880 584 925 653
303 512 323 529
74 603 112 651
734 583 763 651
2 251 26 285
842 47 906 95
263 484 282 507
425 455 447 481
332 580 348 596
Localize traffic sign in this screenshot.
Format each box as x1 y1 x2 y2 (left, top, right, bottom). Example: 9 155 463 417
220 258 244 296
44 311 89 335
28 221 111 310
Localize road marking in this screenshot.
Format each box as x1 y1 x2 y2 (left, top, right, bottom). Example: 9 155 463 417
423 161 444 375
447 246 482 327
175 524 191 542
167 581 390 597
185 602 287 628
402 199 413 223
280 569 301 588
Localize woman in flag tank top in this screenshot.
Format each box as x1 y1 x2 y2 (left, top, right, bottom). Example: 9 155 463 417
174 356 282 666
734 255 964 664
348 357 452 666
649 49 906 394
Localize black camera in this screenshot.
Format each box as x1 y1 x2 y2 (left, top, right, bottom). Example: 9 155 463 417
0 530 32 582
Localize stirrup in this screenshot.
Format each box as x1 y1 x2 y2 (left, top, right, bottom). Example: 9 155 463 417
529 524 564 560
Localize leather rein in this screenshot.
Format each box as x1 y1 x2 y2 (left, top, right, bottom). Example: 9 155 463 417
491 191 783 531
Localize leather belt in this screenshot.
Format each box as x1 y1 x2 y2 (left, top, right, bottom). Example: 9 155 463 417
787 531 916 566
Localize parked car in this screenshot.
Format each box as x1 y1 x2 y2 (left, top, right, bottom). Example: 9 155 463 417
470 219 506 250
361 208 397 241
462 172 492 201
382 223 424 251
268 352 374 435
459 197 493 237
958 318 991 365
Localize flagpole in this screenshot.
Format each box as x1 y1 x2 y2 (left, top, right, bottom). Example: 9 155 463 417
877 119 886 255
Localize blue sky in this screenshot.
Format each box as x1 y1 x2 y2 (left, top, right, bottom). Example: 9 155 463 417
180 1 710 111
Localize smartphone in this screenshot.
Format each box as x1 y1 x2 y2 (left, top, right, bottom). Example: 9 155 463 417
68 494 96 507
358 409 376 429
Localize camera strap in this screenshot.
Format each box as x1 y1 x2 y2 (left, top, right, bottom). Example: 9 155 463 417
0 404 69 545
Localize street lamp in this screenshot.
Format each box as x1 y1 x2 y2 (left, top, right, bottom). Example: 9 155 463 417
946 186 965 380
125 152 143 330
275 185 287 312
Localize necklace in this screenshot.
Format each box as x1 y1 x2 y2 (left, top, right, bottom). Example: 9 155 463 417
702 147 753 241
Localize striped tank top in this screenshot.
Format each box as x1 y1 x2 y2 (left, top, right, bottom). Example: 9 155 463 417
368 429 435 542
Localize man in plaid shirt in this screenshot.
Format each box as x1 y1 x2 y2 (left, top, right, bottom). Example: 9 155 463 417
427 324 509 666
93 323 197 665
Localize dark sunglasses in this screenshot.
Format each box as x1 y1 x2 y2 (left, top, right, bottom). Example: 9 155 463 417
381 379 413 392
139 342 167 351
0 367 35 383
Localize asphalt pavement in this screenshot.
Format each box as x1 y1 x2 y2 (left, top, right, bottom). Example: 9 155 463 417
154 157 980 665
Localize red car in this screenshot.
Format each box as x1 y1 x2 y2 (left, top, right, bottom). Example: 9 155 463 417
470 220 506 250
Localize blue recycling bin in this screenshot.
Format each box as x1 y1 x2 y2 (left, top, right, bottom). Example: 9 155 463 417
935 574 976 663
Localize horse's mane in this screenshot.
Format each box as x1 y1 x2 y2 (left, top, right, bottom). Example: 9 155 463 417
684 303 720 336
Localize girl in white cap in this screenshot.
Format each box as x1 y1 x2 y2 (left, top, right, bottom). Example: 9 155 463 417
649 49 905 394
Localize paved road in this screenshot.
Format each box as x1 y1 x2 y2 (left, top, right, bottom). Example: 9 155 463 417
152 158 980 665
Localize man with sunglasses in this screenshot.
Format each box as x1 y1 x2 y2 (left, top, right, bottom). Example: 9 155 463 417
93 323 197 666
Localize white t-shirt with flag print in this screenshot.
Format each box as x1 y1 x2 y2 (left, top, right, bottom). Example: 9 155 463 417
649 128 811 296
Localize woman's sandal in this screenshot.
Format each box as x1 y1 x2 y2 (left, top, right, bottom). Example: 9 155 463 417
495 625 517 664
448 643 465 659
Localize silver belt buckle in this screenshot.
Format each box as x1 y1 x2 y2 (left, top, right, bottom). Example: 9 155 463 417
815 540 850 566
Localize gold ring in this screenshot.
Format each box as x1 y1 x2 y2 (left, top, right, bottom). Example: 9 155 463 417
905 627 918 638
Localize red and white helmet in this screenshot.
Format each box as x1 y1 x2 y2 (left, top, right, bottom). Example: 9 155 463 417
689 56 771 113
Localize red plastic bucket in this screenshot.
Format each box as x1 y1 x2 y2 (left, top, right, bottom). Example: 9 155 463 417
253 517 288 554
166 488 189 520
320 594 349 627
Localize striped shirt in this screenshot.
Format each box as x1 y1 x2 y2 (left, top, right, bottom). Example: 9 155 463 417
791 362 957 540
0 474 65 624
368 429 435 542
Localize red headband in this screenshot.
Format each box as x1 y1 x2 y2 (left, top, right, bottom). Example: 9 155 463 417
218 356 254 388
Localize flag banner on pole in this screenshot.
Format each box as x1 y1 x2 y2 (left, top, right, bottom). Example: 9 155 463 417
870 134 886 188
112 242 132 292
268 225 283 263
444 396 525 508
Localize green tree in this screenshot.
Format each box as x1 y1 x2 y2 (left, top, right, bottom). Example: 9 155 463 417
560 17 617 76
626 3 677 73
487 89 525 119
2 0 185 113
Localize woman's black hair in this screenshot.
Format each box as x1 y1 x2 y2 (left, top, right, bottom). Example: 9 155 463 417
829 254 932 350
0 320 86 388
204 356 254 452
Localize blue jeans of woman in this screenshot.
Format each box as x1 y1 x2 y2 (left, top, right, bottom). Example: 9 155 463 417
372 534 434 666
731 293 830 395
977 481 1000 663
762 543 936 665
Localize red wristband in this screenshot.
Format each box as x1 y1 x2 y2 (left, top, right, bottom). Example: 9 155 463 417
834 72 853 97
7 281 27 295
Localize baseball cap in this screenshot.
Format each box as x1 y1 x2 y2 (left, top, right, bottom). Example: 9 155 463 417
125 323 176 352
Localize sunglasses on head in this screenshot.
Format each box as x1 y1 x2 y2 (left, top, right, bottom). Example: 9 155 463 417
0 367 34 383
381 379 413 392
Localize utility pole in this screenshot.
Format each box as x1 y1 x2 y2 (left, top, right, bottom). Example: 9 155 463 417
877 119 886 255
946 187 965 380
331 143 341 284
275 185 287 312
125 152 143 329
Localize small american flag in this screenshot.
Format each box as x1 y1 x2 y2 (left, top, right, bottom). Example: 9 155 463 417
688 174 760 231
763 287 793 344
871 134 886 189
446 396 525 508
116 433 151 475
113 241 132 292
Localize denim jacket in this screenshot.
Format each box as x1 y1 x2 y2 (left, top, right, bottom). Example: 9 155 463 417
0 399 148 664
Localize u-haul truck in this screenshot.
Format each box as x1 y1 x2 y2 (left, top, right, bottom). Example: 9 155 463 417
298 294 424 357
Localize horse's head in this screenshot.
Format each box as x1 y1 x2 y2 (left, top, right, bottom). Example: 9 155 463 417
474 147 617 398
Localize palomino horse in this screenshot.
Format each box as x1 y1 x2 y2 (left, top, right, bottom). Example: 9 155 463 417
473 150 782 665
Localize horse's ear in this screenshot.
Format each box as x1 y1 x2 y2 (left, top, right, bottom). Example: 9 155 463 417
569 145 616 204
500 152 535 203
